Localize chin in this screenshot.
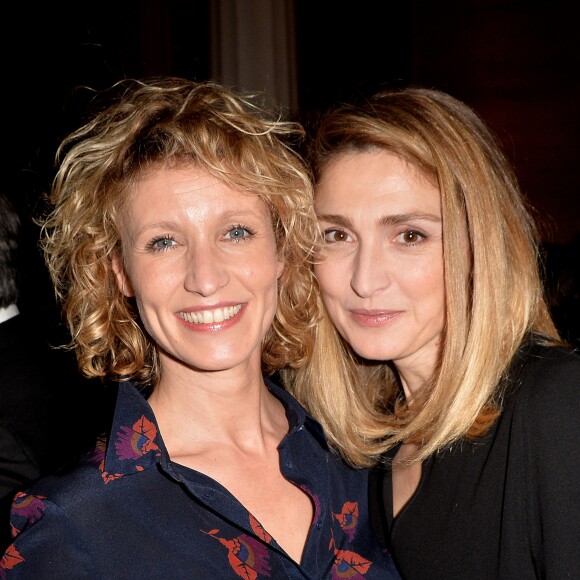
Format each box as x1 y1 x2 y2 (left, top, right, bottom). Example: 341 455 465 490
342 332 400 362
349 345 398 362
361 342 410 362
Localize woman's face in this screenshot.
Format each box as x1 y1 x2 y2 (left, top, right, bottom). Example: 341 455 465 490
112 165 283 376
314 150 445 385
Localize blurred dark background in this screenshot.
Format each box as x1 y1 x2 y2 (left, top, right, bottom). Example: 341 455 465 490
3 0 579 346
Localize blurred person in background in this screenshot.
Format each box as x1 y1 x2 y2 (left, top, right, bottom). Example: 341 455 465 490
0 192 103 553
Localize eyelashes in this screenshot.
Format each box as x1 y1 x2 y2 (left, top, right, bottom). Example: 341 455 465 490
322 227 428 246
323 229 353 243
145 224 256 252
224 224 256 242
146 235 177 252
396 229 427 246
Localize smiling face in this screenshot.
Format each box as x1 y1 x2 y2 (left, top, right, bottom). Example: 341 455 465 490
112 164 284 378
314 149 446 389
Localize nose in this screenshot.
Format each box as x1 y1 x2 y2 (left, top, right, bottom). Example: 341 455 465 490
183 243 230 297
350 239 391 298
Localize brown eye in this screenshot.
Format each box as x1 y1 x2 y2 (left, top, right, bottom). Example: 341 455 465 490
403 230 423 244
323 229 352 243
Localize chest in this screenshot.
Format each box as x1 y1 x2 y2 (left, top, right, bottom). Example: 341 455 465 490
380 420 537 578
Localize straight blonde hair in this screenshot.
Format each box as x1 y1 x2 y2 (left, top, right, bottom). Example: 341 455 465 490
282 88 561 467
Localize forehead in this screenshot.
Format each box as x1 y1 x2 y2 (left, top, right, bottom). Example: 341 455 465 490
112 165 277 246
316 150 440 211
124 164 270 213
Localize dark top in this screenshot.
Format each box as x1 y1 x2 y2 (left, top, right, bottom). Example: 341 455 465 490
1 379 400 579
0 313 109 552
369 340 580 579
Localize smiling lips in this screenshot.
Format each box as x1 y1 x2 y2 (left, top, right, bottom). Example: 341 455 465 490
350 309 402 327
179 304 242 325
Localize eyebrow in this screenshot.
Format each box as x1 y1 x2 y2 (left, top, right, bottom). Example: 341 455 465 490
317 212 441 227
127 207 271 245
132 220 179 242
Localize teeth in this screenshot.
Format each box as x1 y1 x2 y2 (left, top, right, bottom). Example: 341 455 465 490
179 305 242 325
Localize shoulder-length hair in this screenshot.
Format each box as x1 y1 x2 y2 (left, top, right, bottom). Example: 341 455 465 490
282 87 561 467
41 77 319 386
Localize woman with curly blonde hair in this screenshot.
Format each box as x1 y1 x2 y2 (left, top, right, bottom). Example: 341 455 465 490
282 87 580 578
1 78 400 579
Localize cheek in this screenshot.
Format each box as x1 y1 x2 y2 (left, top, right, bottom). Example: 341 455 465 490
241 254 282 309
406 261 445 309
314 260 338 297
246 250 279 281
314 260 349 321
128 268 167 322
132 295 157 344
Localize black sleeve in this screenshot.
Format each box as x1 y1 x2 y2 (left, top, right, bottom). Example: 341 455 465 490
521 347 580 578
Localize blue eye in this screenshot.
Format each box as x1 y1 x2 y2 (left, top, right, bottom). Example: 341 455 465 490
226 225 254 242
148 236 176 251
230 227 246 239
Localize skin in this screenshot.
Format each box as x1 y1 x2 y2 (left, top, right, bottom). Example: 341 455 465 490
113 165 283 380
314 149 445 401
111 164 313 561
315 149 447 514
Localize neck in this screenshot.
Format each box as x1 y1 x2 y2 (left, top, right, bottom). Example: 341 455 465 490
148 365 286 455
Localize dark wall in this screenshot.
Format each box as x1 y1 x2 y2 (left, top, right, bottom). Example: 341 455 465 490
295 1 580 246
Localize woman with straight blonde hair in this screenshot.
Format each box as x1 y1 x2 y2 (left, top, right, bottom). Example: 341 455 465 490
282 87 580 578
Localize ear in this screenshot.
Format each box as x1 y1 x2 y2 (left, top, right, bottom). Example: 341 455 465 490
111 252 135 297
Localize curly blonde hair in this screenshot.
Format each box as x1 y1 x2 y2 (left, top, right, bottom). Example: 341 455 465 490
282 87 562 467
41 77 319 386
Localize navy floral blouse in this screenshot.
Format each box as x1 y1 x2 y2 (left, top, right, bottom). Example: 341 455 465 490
0 379 400 579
